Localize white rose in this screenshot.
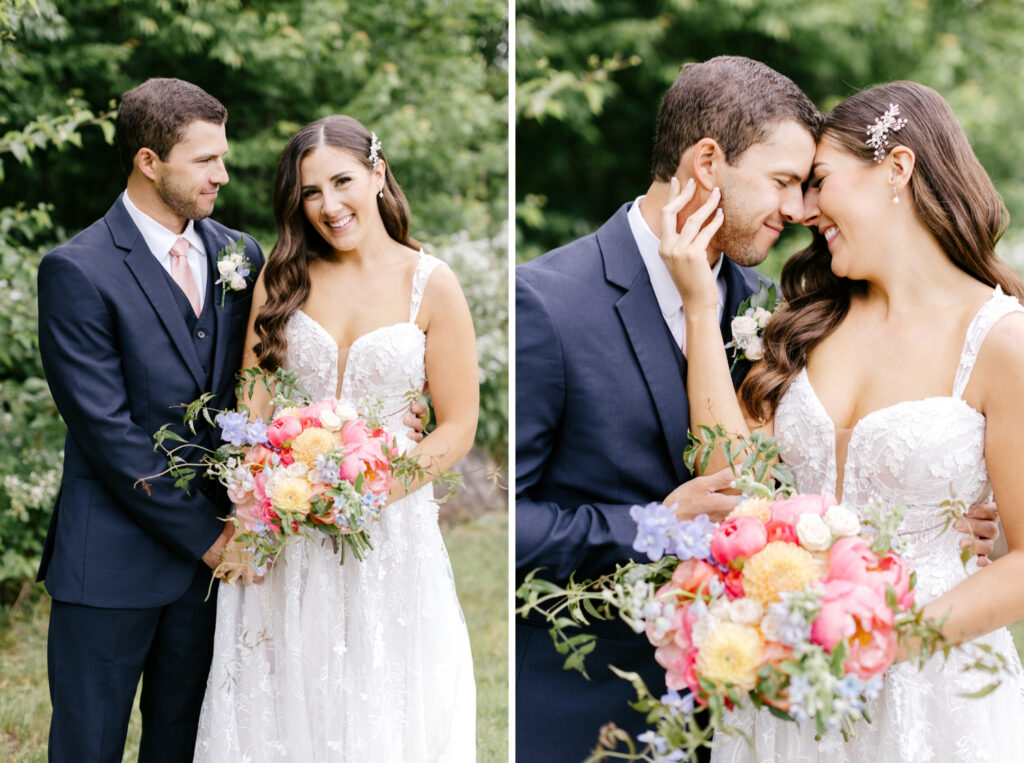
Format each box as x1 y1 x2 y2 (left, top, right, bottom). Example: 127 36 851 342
318 409 342 431
759 609 783 642
283 461 308 479
728 598 764 625
217 258 237 279
690 614 721 649
745 336 764 360
796 512 832 552
824 505 861 537
731 314 758 342
752 306 773 329
709 598 732 622
228 272 247 290
332 402 358 423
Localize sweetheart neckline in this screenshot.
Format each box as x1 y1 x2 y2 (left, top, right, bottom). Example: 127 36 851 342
293 310 425 398
794 368 983 500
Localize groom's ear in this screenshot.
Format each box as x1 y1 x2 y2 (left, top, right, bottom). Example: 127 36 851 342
134 147 161 181
689 137 724 191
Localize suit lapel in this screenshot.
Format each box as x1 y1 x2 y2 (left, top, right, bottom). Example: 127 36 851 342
600 205 691 485
110 200 205 388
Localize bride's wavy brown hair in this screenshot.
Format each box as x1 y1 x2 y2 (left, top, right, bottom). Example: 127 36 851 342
254 115 420 370
741 81 1024 420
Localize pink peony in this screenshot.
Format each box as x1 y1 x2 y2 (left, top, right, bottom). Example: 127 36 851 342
298 400 332 428
811 579 893 653
338 420 392 493
845 628 898 680
826 537 913 607
266 415 302 448
670 558 721 595
770 492 837 526
710 516 768 567
826 536 879 586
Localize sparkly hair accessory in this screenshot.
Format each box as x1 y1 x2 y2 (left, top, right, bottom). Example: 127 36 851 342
368 132 382 170
865 103 908 163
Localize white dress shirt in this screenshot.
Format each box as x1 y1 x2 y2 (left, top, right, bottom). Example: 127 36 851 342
627 195 726 351
122 191 208 310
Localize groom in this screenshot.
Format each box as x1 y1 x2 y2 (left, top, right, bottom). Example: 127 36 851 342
35 78 262 762
516 56 1000 762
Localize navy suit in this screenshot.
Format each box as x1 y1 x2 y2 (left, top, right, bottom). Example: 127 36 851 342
36 196 264 762
516 203 766 762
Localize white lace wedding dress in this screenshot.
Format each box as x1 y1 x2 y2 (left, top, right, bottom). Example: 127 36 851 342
194 252 476 762
713 288 1024 762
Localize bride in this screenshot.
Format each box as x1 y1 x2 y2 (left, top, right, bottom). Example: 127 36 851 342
194 115 478 762
661 81 1024 761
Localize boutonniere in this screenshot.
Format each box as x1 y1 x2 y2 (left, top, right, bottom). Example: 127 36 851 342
726 282 780 369
214 235 253 308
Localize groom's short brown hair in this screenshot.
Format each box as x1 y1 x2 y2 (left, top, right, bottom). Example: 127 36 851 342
115 78 227 175
651 56 821 181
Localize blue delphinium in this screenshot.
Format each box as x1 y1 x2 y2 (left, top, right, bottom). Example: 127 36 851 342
216 411 250 446
631 502 678 561
670 513 715 560
660 688 696 716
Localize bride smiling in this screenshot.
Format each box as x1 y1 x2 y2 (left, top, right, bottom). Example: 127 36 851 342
194 115 479 762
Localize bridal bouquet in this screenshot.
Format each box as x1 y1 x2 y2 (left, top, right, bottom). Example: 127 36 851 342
517 427 1004 760
148 368 434 571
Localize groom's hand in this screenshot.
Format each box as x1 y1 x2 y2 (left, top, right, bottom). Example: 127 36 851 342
663 468 738 523
957 501 1000 567
404 399 428 443
202 522 235 571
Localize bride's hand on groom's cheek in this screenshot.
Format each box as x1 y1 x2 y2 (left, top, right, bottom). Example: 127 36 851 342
663 467 739 523
957 501 1000 567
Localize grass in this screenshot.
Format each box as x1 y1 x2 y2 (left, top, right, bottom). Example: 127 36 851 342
0 511 509 762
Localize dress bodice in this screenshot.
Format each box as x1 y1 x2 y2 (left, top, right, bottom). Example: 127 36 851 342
775 288 1024 602
281 252 442 444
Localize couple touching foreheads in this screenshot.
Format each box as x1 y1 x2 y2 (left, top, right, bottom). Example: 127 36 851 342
38 78 478 761
517 55 1024 761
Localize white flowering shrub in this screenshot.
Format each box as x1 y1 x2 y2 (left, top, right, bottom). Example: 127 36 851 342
432 223 509 464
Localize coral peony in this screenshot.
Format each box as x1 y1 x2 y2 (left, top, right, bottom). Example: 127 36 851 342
711 516 768 567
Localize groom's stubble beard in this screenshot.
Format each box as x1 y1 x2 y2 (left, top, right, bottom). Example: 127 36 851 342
713 178 773 268
155 172 217 222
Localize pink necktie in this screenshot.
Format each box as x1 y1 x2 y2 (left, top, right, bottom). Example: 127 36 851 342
169 237 200 316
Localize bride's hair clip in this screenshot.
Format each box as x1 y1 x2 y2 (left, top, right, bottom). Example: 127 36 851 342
368 132 382 171
865 103 908 163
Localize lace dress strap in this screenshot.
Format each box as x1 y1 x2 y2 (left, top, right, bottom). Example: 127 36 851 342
409 250 443 322
952 286 1024 399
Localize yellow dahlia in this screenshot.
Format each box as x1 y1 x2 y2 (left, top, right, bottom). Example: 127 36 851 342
696 621 764 691
270 476 312 516
741 541 819 605
290 427 339 467
727 496 772 522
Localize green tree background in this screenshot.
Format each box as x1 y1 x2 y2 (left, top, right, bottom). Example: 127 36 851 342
516 0 1024 281
0 0 508 595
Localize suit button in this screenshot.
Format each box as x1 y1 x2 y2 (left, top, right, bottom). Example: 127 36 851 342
197 329 207 339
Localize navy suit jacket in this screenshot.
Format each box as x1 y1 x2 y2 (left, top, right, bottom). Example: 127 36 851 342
36 196 264 609
515 203 767 761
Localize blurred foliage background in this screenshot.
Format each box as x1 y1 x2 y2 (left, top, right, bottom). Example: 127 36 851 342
0 0 508 599
516 0 1024 279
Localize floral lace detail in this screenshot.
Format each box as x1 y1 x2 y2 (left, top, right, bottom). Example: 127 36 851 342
195 251 475 762
715 289 1024 761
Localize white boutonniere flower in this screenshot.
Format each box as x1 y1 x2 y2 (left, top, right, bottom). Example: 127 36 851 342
215 235 253 308
726 282 781 369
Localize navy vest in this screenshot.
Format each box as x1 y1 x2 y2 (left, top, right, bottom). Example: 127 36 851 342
159 254 217 383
